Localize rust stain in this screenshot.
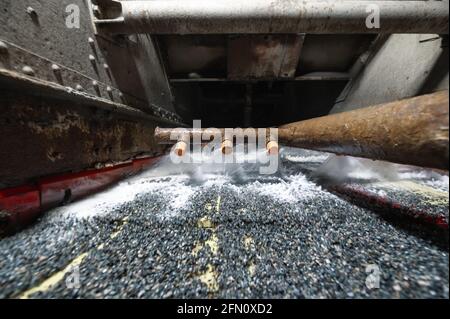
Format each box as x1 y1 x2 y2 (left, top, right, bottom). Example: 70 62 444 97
278 91 449 170
228 34 303 80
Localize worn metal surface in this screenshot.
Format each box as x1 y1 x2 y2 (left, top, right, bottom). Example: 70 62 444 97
160 34 375 80
95 0 449 35
0 39 142 107
129 34 176 112
1 0 112 88
279 91 449 170
0 156 161 235
169 72 351 83
0 80 172 188
159 35 227 78
332 34 449 114
297 34 378 75
333 34 390 110
228 35 304 80
1 0 178 118
0 68 182 126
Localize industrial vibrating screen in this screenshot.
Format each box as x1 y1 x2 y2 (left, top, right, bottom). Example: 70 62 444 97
0 0 449 301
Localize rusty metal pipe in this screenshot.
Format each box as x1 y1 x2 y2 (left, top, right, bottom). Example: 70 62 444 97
278 91 449 170
171 133 190 157
95 0 449 35
173 141 188 157
154 91 448 170
267 140 279 155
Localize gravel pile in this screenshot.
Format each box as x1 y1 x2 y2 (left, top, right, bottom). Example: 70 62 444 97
0 149 448 299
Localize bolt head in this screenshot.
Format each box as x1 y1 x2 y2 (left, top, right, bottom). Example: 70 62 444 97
51 64 60 72
92 5 101 18
22 66 35 76
0 41 9 54
26 7 36 15
92 81 101 96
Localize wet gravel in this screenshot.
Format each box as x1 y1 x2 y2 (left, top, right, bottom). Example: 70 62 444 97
0 149 448 299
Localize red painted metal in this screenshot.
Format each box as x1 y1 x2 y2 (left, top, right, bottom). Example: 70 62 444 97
132 156 161 172
330 184 449 229
0 156 162 235
0 185 41 234
39 162 134 210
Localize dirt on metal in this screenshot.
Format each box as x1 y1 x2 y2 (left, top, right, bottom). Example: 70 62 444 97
278 91 449 170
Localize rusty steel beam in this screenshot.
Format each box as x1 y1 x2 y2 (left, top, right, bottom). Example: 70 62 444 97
154 91 449 170
278 91 449 170
94 0 449 35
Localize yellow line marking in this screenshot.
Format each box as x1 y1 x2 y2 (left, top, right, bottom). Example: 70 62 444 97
377 181 449 206
197 216 215 229
204 233 219 255
216 195 221 213
18 252 88 299
110 230 121 239
17 216 130 299
198 264 219 293
192 242 203 257
110 216 129 239
243 235 254 250
194 198 221 294
192 234 219 256
248 261 256 276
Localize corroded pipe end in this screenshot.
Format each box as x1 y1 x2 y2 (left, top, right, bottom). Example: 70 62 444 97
221 139 233 155
267 141 279 155
173 141 188 157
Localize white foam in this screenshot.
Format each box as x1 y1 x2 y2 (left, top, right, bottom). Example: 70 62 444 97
243 174 326 203
51 174 193 220
398 170 449 192
398 171 429 180
316 156 400 181
285 154 330 163
422 176 449 192
49 149 336 220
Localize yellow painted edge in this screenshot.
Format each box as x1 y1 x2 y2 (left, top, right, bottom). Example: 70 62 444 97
18 252 88 299
17 216 129 299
